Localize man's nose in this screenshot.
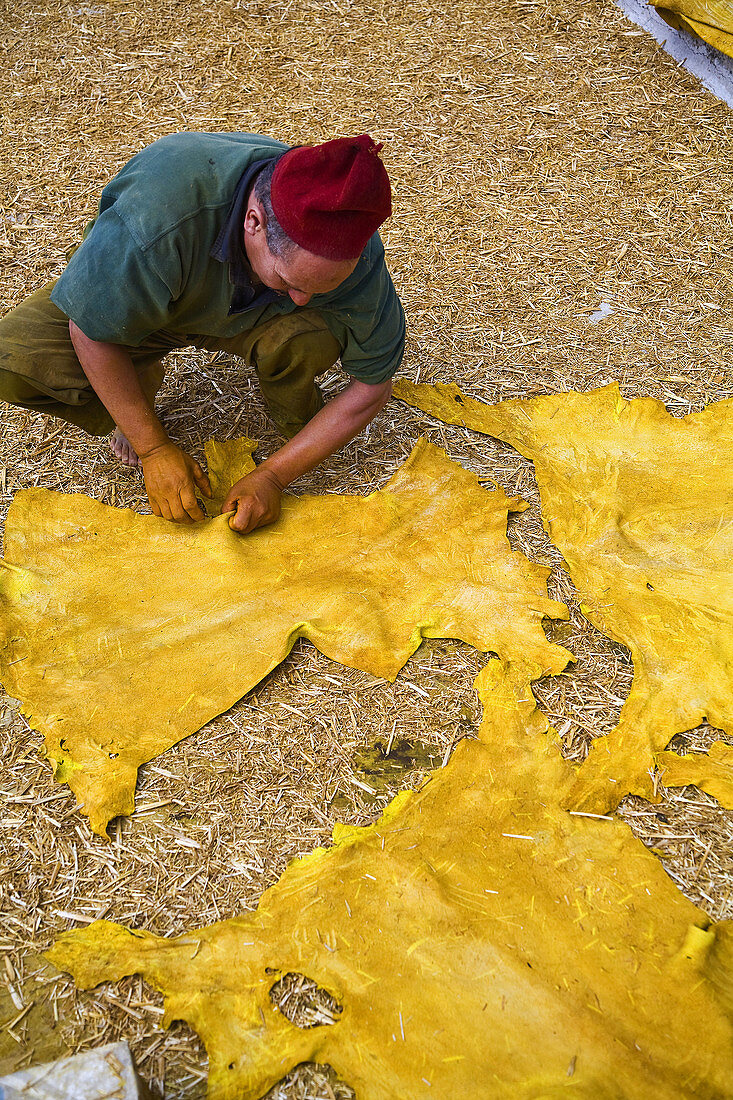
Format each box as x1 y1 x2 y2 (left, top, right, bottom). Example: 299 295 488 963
288 289 312 306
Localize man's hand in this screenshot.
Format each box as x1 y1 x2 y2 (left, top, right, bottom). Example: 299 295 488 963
220 378 391 536
141 442 212 524
221 467 285 534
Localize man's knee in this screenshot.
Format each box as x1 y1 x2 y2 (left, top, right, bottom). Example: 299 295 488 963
251 313 342 381
0 369 46 406
0 365 114 435
0 281 86 398
0 283 164 435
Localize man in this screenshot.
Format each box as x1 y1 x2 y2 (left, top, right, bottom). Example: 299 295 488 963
0 132 404 532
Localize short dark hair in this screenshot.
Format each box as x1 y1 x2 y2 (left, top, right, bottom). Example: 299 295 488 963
253 156 298 259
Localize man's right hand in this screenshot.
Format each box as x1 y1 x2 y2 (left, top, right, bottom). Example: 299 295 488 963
140 442 212 523
67 325 212 523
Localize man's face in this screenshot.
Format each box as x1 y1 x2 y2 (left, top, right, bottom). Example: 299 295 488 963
244 197 358 307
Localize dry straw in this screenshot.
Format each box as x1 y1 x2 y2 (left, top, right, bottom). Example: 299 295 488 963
1 0 732 1095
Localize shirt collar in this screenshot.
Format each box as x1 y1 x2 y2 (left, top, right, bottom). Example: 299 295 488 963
211 157 281 313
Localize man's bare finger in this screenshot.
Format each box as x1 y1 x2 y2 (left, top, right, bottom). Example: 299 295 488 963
181 488 205 522
170 497 195 524
229 500 254 532
193 464 212 497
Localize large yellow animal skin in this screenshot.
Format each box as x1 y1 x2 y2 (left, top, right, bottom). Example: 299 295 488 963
48 659 733 1100
394 381 733 812
0 438 569 836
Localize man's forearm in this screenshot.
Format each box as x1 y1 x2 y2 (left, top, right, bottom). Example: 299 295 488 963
69 320 210 523
221 377 392 533
259 378 392 489
69 321 169 455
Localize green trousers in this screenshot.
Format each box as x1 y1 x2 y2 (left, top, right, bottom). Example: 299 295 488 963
0 280 343 438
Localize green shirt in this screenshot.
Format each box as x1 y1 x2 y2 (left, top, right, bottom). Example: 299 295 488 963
51 132 405 385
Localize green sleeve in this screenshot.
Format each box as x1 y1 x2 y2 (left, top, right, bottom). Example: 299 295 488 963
317 238 405 385
50 207 177 346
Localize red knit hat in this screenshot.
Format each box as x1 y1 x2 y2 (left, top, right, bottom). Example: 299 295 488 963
270 135 392 261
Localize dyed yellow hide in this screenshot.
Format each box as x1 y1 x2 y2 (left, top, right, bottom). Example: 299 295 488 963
654 0 733 58
0 439 569 836
657 741 733 809
394 381 733 812
48 660 733 1100
201 436 257 515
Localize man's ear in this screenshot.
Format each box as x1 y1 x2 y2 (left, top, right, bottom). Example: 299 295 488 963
243 198 265 239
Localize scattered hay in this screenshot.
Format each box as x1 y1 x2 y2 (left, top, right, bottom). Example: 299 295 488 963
1 0 732 1094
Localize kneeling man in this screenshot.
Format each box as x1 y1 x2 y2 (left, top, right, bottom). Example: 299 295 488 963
0 132 404 532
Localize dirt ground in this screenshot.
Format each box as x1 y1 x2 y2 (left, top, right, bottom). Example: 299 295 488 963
0 0 732 1095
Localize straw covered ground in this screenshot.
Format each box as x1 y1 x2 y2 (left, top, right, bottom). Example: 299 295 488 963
1 0 732 1095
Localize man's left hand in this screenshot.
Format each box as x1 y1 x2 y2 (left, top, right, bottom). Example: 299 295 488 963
221 467 285 534
221 378 391 535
